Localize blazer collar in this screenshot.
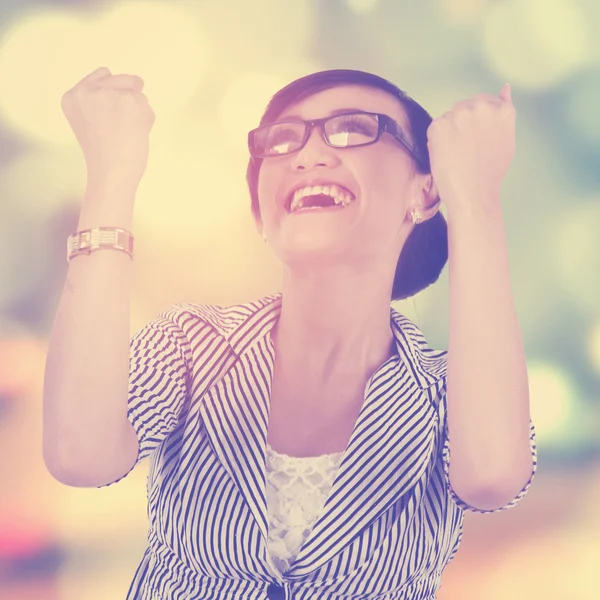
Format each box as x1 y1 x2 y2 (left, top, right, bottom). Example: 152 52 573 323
226 293 446 389
199 293 446 578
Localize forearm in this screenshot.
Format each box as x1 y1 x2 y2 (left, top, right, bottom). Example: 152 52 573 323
43 179 139 486
445 197 533 500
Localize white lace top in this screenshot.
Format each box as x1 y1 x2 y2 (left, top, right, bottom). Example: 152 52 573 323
265 442 345 575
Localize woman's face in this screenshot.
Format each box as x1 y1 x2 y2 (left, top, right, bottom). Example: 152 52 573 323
256 84 430 268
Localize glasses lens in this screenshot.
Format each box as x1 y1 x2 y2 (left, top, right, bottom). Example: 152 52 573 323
325 113 379 147
253 122 305 156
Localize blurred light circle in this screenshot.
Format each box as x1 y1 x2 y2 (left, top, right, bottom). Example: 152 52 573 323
345 0 380 15
0 337 46 398
183 0 313 65
482 0 589 90
0 9 95 145
552 199 600 315
54 473 148 543
437 0 485 25
218 73 288 154
528 361 576 443
135 139 250 242
485 530 600 600
93 1 207 117
0 2 206 148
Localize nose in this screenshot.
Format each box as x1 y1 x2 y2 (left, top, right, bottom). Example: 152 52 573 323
290 125 340 171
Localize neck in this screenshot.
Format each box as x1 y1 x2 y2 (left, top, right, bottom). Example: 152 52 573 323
273 261 397 383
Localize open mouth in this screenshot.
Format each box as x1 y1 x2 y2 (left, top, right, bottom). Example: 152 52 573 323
286 184 357 214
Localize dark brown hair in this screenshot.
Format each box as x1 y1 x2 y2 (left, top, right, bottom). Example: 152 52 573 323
246 69 448 301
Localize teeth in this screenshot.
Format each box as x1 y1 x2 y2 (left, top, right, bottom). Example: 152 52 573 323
289 184 355 212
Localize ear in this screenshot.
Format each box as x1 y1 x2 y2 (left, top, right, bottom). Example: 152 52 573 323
421 174 438 209
408 174 438 213
254 215 266 240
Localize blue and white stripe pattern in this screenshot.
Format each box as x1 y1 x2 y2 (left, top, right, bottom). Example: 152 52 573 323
98 293 537 599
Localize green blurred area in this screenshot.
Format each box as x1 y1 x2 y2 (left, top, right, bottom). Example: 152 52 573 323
0 0 599 598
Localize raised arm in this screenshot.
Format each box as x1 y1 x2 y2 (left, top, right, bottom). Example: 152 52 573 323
43 67 155 487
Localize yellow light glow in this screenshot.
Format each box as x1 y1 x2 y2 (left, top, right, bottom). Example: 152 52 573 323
0 9 96 144
59 571 133 600
527 361 576 443
92 1 207 117
0 2 206 147
483 0 589 89
437 0 486 25
484 530 600 600
135 135 250 242
553 199 600 315
53 467 148 542
181 0 314 68
219 73 289 154
345 0 380 15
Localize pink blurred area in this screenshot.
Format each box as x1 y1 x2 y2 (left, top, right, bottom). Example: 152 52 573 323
1 0 599 598
0 337 62 599
1 333 598 599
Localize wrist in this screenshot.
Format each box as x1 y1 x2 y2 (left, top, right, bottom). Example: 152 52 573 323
85 168 141 196
78 200 135 232
79 181 138 231
445 192 503 223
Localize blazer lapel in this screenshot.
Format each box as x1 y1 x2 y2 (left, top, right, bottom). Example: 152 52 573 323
198 295 448 578
284 306 448 577
198 297 280 546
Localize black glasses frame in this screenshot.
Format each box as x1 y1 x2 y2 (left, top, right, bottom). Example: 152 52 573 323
248 111 425 169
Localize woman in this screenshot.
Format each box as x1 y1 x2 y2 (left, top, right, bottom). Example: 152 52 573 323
44 68 537 599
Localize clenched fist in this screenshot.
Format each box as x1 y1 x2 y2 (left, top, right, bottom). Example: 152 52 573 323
61 66 156 191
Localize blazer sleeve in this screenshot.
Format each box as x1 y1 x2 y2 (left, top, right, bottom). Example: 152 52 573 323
441 409 538 514
96 309 191 488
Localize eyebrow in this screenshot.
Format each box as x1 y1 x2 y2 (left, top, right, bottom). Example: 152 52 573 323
279 108 371 121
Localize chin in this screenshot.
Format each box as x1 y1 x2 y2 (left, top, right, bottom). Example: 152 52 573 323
275 232 351 267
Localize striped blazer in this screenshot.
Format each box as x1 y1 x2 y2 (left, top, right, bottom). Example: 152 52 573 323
99 292 537 600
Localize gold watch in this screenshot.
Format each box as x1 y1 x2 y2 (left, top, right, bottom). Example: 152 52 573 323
67 227 134 262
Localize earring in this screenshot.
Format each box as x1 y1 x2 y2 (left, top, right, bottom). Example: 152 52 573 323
411 197 441 225
262 234 268 243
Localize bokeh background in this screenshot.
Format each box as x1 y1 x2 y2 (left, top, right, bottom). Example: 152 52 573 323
0 0 599 598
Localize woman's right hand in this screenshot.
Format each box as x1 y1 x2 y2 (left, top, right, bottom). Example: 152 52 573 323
61 66 156 192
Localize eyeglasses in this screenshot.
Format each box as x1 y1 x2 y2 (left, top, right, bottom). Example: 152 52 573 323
248 111 424 168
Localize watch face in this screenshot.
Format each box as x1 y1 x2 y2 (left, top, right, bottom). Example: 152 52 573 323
68 233 81 252
67 228 134 262
80 231 92 250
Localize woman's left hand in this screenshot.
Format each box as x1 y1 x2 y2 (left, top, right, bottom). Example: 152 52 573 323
426 84 516 211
